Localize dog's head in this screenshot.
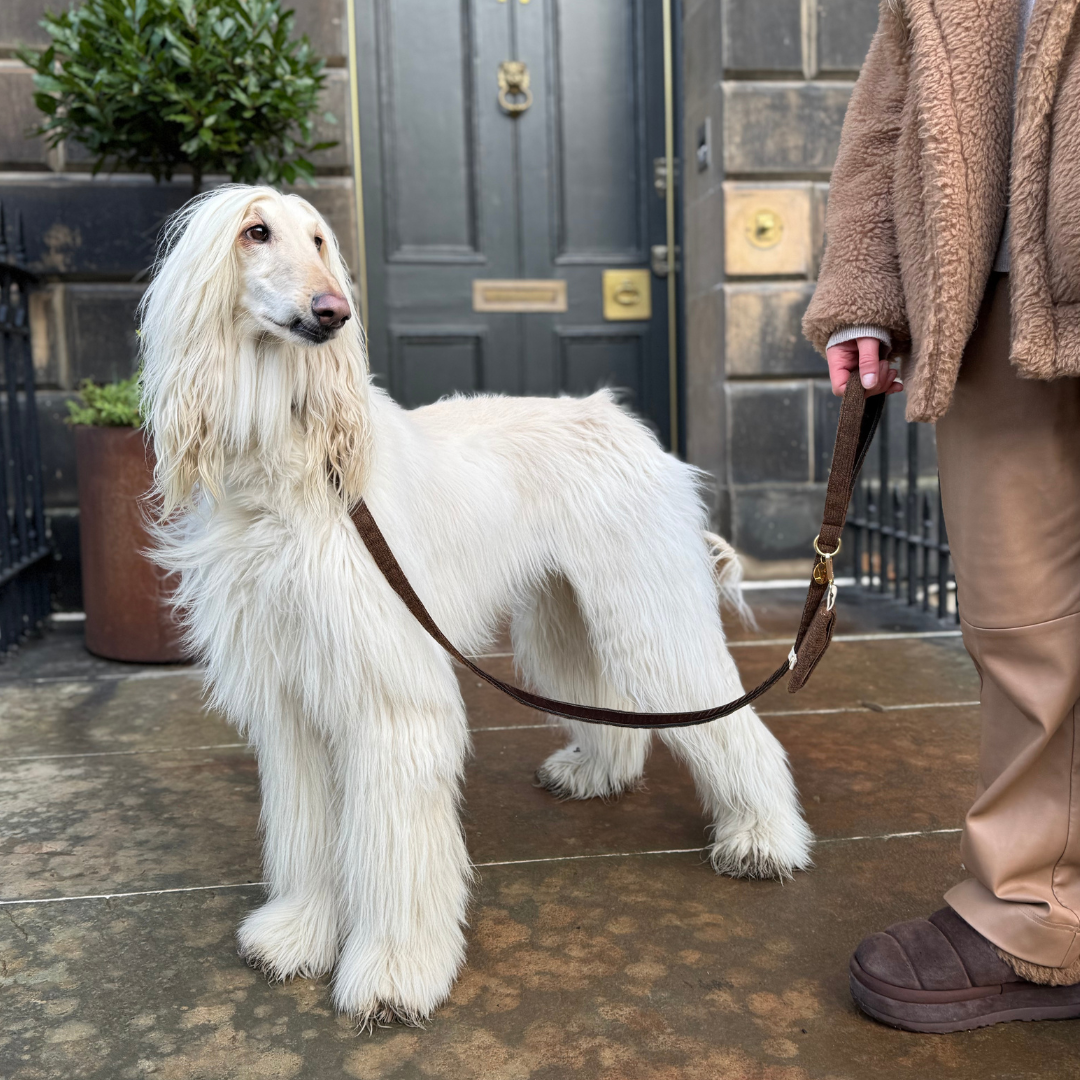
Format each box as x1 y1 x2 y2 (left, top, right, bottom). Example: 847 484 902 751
140 185 372 516
235 192 352 347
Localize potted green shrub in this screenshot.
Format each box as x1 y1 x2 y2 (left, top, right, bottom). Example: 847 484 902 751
68 376 186 663
19 0 336 194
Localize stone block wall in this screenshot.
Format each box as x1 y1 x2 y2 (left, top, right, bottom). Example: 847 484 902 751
682 0 922 565
4 0 920 609
0 0 355 607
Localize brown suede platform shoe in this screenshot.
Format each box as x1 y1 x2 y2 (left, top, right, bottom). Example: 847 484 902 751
849 907 1080 1032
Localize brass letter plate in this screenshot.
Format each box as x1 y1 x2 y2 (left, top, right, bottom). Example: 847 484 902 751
472 279 567 313
602 269 652 321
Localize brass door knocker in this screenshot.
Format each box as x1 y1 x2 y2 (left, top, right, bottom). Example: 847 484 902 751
498 60 532 117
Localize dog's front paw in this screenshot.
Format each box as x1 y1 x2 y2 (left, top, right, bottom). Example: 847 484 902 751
536 744 642 800
237 895 340 981
332 929 465 1028
708 812 814 881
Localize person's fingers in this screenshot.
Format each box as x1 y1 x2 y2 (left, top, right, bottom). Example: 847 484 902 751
861 356 900 397
857 337 881 389
826 341 858 397
877 364 904 395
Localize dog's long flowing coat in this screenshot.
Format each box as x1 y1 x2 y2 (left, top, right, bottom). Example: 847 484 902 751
140 186 813 1024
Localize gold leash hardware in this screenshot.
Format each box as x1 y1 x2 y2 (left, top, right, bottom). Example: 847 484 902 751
812 534 840 585
812 534 840 608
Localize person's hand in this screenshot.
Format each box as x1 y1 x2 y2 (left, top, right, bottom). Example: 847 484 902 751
826 337 902 397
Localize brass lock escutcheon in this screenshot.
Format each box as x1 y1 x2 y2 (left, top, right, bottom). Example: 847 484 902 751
747 208 783 249
603 269 652 321
498 60 532 117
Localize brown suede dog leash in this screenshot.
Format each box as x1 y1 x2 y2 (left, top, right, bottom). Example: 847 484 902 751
349 375 883 729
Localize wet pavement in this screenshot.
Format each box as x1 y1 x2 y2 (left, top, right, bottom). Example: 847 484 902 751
3 590 1079 1079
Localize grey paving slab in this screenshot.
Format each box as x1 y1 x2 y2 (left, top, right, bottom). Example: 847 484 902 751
737 636 980 714
0 658 536 761
0 676 227 759
1 622 981 903
0 746 261 902
465 701 979 865
0 623 196 686
731 584 961 640
1 693 977 902
3 838 1078 1080
772 705 980 840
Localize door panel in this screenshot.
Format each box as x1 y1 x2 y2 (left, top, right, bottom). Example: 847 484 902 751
375 0 480 259
558 331 646 401
391 329 485 402
551 1 645 261
356 0 674 446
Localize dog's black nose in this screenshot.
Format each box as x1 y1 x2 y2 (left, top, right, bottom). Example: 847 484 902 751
312 292 351 329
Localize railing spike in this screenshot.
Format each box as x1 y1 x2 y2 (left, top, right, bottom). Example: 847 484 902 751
921 491 934 612
0 199 52 655
850 418 955 620
13 211 26 267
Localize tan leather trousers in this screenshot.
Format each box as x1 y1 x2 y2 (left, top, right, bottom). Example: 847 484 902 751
937 273 1080 970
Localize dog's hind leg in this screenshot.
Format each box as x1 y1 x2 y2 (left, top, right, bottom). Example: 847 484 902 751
658 708 814 880
536 718 651 800
513 575 651 799
237 700 341 980
564 526 812 880
330 671 471 1027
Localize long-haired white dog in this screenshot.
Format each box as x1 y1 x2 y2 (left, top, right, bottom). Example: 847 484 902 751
139 185 812 1025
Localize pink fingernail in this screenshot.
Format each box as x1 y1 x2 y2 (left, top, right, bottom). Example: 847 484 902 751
861 373 876 388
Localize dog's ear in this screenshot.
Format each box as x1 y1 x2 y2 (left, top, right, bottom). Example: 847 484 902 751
140 334 229 518
138 190 250 516
139 281 233 518
300 226 375 503
298 321 374 504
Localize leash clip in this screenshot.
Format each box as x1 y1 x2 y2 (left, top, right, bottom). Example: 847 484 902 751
813 535 842 560
788 647 798 670
812 534 840 586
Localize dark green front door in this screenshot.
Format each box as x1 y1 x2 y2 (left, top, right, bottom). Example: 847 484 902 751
355 0 674 445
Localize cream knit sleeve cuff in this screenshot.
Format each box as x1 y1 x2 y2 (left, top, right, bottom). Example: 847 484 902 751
826 325 893 351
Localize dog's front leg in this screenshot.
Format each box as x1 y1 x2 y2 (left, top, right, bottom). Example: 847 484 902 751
236 703 341 980
330 691 471 1027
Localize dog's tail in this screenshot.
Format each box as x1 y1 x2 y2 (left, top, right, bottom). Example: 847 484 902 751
704 532 758 631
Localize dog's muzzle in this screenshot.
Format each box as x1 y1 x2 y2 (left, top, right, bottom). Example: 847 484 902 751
289 318 336 344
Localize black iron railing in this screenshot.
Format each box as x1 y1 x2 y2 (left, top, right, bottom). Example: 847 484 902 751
0 202 51 654
846 403 958 621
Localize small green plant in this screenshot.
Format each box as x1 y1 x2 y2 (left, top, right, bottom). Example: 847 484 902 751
66 375 143 428
19 0 336 194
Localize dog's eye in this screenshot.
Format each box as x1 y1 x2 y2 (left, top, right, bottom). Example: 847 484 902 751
314 236 323 251
245 224 270 243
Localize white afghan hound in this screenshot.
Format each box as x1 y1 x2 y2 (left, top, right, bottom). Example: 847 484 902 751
139 185 812 1025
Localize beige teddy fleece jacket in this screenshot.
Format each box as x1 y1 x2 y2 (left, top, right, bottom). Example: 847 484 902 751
803 0 1080 422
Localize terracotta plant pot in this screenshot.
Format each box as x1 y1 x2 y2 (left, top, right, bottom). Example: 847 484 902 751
74 425 188 663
